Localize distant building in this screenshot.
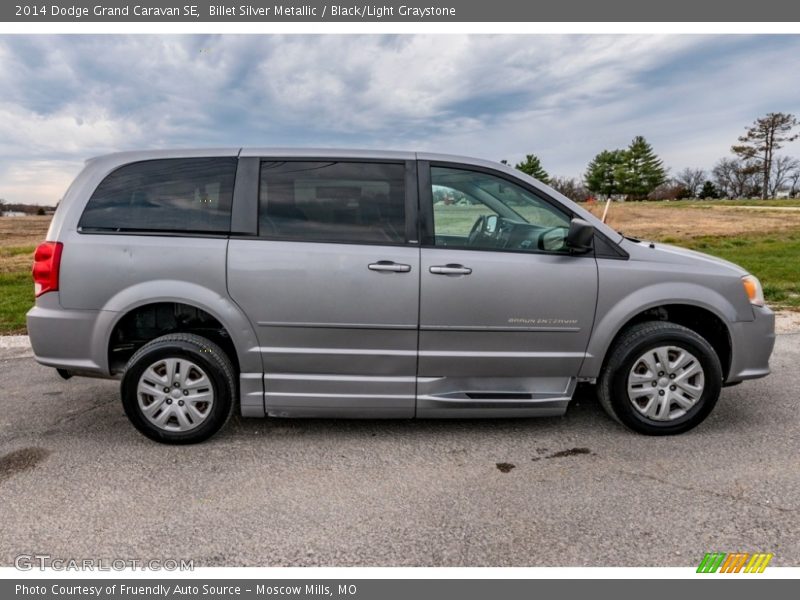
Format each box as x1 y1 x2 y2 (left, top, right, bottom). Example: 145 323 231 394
0 210 26 217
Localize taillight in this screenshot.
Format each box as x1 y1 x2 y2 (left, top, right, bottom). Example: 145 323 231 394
32 241 63 297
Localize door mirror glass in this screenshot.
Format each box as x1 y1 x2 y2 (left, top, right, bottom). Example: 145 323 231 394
565 218 594 253
484 214 499 234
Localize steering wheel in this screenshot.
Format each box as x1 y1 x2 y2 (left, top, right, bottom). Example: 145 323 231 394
468 215 487 245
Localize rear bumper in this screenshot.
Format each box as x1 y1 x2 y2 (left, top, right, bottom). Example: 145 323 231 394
26 293 110 376
726 305 775 383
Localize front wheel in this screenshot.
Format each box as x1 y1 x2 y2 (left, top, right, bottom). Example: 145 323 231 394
597 321 723 435
121 333 236 444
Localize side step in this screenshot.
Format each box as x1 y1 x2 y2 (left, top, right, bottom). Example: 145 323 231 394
416 396 570 418
415 376 575 418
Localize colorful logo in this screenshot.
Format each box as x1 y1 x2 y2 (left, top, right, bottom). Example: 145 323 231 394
696 552 773 573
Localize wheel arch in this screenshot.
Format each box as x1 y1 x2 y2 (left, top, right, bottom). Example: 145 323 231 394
582 284 736 382
92 280 261 377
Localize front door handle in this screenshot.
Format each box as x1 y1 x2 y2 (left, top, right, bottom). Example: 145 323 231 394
429 264 472 275
368 261 411 273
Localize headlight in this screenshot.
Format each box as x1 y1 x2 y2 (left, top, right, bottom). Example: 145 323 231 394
741 275 765 307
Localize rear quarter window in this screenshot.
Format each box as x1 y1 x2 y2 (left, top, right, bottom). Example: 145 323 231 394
78 158 237 234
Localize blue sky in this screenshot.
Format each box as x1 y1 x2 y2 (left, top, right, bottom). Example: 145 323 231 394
1 34 799 205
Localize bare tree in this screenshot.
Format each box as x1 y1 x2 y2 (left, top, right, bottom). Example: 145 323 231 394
769 155 800 197
788 168 800 198
0 197 6 216
549 176 592 202
732 112 799 199
674 168 706 198
712 158 761 199
711 161 734 198
648 181 688 200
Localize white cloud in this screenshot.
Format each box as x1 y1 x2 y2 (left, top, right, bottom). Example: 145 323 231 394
246 35 698 132
0 160 81 206
0 103 141 156
0 34 798 204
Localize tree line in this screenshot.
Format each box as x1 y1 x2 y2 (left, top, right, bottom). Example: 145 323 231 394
3 113 798 211
0 200 49 215
504 112 800 201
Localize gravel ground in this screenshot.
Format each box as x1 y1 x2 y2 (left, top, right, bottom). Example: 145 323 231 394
0 333 798 567
775 310 800 333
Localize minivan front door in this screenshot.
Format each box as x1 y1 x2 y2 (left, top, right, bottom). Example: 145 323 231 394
416 163 598 417
227 159 419 418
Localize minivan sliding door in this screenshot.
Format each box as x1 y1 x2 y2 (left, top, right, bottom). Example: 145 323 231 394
227 158 420 418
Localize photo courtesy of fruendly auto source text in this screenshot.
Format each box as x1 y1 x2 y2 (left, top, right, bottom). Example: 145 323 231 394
0 0 799 597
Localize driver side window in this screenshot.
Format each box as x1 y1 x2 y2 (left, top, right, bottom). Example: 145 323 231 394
430 166 571 253
431 183 498 237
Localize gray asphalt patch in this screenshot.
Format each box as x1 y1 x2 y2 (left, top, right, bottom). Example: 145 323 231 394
0 335 798 567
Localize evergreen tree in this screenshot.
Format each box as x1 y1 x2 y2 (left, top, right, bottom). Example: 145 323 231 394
699 181 718 199
584 149 625 199
617 136 667 200
514 154 549 183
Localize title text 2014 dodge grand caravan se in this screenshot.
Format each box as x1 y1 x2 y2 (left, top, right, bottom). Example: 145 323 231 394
27 149 775 443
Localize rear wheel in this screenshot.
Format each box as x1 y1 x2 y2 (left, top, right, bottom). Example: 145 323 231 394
121 333 236 444
597 321 722 435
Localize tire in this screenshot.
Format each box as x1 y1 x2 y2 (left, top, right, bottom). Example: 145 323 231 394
597 321 722 435
121 333 236 444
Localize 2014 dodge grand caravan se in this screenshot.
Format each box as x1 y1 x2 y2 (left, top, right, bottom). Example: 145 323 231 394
27 149 775 443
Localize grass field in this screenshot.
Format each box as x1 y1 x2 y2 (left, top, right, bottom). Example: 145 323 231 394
1 201 799 333
585 200 800 309
0 216 50 334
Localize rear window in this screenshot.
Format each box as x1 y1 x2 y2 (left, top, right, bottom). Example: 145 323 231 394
259 161 406 244
79 158 237 233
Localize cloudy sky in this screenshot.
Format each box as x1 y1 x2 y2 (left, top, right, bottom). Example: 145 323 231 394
1 34 799 205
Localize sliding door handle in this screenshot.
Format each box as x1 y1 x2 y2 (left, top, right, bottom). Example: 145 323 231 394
368 261 412 273
429 264 472 275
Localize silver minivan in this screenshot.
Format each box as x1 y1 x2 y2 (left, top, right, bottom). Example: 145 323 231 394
27 149 775 443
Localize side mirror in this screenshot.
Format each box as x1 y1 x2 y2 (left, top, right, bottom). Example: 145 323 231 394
485 214 499 234
565 217 594 253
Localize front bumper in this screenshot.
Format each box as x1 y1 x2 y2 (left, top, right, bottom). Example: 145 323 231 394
726 304 775 383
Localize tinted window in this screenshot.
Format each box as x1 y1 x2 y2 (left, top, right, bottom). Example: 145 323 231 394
259 161 406 244
431 167 571 253
79 158 237 233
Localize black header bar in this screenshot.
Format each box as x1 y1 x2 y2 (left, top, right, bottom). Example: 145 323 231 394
4 1 800 22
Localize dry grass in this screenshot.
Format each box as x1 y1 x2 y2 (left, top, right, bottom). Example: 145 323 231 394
0 249 36 274
0 216 51 274
583 200 800 310
583 201 800 241
0 216 51 249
